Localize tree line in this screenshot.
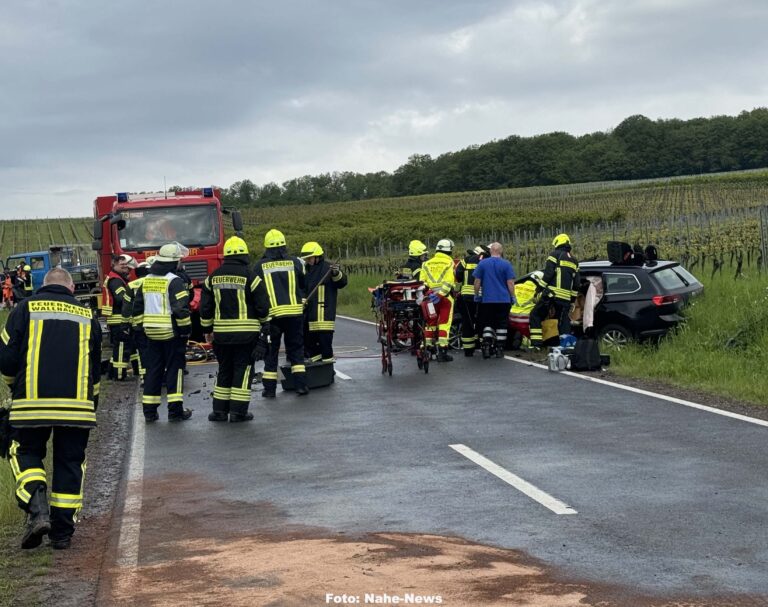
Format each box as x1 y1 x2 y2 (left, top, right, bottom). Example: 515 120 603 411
218 108 768 208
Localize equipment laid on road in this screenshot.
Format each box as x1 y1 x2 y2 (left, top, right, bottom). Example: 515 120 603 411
280 360 335 391
371 279 431 375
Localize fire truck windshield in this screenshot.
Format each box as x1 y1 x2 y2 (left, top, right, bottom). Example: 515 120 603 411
118 205 220 250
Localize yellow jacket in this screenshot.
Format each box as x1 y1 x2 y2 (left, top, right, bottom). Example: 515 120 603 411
420 252 455 297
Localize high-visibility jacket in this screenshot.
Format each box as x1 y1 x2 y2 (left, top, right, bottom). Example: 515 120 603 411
455 253 482 296
200 256 270 344
131 267 192 341
397 257 423 280
542 245 579 303
121 276 147 327
253 251 306 319
420 252 455 297
102 271 129 326
304 260 348 332
0 285 102 428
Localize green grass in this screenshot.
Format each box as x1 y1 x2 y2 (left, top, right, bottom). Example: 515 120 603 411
610 271 768 405
336 272 388 321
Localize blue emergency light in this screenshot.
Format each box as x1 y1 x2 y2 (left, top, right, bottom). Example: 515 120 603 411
116 192 129 202
202 187 214 197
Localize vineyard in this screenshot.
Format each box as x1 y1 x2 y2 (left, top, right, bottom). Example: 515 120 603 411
240 170 768 277
0 217 93 262
1 171 767 278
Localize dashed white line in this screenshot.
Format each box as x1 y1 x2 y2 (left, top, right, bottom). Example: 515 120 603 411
116 386 145 568
335 370 352 381
450 443 577 515
337 314 376 326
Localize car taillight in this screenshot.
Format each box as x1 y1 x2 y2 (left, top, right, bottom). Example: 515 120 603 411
652 294 681 306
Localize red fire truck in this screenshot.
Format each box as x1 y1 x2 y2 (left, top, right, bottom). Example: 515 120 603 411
91 188 243 333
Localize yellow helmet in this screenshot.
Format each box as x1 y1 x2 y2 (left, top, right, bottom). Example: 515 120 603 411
23 265 31 272
264 228 286 248
300 241 324 258
552 233 571 247
408 240 427 256
224 236 249 256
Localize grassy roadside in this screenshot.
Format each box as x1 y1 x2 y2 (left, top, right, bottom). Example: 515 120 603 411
610 272 768 405
336 270 768 407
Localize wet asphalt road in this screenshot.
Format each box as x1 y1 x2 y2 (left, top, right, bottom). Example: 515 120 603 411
135 317 768 598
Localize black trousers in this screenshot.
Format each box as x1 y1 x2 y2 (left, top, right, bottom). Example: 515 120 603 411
478 303 510 346
263 316 306 393
305 331 335 362
131 330 148 379
142 337 186 416
529 298 570 345
10 426 90 541
458 296 479 351
212 342 255 415
109 325 132 379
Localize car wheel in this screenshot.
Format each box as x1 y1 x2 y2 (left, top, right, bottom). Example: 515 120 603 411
599 324 631 349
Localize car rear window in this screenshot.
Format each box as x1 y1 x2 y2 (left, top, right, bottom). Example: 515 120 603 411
670 265 701 287
652 267 688 290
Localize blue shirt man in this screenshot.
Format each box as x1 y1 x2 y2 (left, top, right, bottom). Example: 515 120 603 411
472 242 516 356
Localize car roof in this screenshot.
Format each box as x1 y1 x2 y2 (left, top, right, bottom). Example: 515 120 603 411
579 260 678 272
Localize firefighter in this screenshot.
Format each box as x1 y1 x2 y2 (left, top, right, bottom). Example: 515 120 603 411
420 239 456 362
200 237 269 422
121 258 154 383
455 245 490 356
0 268 101 549
2 271 14 309
132 242 193 422
300 242 348 363
22 265 34 298
397 240 428 279
473 242 516 358
529 233 579 347
102 254 136 380
254 229 308 397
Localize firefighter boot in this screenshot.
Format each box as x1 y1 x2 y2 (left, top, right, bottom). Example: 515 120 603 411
229 412 254 422
168 407 193 422
261 388 276 398
436 347 453 362
21 486 51 549
208 411 229 422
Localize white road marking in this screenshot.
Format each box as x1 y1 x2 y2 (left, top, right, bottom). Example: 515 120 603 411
337 314 377 326
336 317 768 428
504 355 768 429
335 370 352 380
450 443 577 515
116 385 146 568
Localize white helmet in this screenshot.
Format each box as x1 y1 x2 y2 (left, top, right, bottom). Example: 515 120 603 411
436 239 454 253
156 241 189 262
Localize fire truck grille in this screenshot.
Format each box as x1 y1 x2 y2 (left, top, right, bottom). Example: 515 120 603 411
182 260 209 280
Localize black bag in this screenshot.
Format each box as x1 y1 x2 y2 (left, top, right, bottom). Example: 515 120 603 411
0 406 11 460
569 338 602 371
607 241 632 265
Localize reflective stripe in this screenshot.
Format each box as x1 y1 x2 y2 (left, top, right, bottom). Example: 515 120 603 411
291 364 306 374
26 319 41 399
1 328 9 344
142 395 162 404
262 371 278 380
308 321 335 331
50 492 83 509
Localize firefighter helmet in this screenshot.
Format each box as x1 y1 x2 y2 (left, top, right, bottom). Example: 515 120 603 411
552 233 571 247
264 229 286 248
156 242 189 262
408 240 427 256
435 239 454 253
300 241 324 258
224 236 249 256
145 255 157 267
23 265 31 272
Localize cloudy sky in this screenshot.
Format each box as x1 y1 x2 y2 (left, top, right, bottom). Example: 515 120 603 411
1 0 766 218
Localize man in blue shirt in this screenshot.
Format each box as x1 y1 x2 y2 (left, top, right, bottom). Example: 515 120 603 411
473 242 516 358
